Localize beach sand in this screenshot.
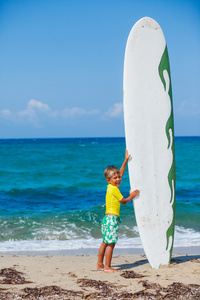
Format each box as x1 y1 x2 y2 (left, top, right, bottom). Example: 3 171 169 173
0 252 199 299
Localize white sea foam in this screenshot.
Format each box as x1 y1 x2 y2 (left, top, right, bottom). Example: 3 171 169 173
0 226 199 253
174 226 200 247
0 239 102 252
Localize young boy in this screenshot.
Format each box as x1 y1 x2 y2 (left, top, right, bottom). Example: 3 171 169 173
96 150 140 273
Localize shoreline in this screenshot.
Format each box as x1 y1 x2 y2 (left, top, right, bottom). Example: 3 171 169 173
0 253 199 299
0 246 199 256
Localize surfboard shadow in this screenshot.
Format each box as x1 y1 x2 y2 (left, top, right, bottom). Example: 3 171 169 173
171 255 200 264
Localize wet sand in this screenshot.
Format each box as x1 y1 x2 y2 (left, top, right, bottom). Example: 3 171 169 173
0 252 199 299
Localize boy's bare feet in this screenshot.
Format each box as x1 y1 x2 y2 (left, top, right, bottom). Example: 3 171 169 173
104 266 118 273
96 262 104 270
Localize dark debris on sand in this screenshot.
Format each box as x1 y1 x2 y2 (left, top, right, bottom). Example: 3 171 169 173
0 268 200 299
0 285 85 300
120 270 145 279
77 278 200 299
77 278 119 291
162 282 200 299
23 285 84 299
136 280 200 299
190 258 200 263
77 278 135 299
0 268 32 285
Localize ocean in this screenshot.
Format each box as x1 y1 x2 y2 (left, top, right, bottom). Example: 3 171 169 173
0 137 199 254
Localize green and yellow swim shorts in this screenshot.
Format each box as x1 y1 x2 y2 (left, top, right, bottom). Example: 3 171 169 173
101 215 121 244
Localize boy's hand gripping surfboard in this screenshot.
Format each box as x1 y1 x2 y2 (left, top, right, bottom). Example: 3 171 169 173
123 17 176 269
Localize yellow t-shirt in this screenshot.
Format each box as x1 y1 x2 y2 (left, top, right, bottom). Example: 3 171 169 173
105 184 123 217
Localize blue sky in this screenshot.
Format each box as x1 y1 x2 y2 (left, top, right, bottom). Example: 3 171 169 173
0 0 199 138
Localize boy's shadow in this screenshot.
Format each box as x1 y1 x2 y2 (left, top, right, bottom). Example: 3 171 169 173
114 258 148 270
114 255 200 270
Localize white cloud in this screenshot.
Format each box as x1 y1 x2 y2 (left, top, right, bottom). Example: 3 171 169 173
28 99 50 111
17 99 49 127
0 99 125 130
104 102 123 118
18 99 51 117
0 99 100 127
63 107 99 117
0 109 12 119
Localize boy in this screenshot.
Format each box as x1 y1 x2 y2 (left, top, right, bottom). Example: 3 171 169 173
96 150 140 273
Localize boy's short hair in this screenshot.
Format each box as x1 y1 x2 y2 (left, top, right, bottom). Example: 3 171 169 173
104 165 120 180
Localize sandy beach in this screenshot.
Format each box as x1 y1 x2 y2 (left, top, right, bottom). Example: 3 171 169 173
0 251 199 299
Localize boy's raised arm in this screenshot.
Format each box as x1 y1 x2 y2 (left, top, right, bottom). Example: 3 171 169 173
120 149 131 177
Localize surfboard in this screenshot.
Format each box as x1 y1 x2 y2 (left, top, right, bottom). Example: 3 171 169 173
123 17 176 269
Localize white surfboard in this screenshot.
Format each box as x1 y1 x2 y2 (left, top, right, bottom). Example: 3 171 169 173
123 17 176 269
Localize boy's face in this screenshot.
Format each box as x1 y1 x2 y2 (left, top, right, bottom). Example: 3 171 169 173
107 172 122 187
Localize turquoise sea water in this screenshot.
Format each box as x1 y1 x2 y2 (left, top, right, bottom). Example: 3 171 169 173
0 137 199 252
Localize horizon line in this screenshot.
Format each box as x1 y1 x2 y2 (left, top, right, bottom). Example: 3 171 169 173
0 136 199 141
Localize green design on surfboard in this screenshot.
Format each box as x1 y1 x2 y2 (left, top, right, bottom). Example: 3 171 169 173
158 46 176 260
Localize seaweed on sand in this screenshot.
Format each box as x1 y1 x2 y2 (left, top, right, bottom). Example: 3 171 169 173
0 268 32 285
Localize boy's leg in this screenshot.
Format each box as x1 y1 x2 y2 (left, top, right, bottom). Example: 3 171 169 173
96 242 107 269
104 243 117 272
